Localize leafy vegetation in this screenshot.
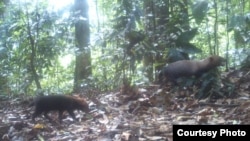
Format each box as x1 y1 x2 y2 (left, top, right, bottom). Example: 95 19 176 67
0 1 250 140
0 0 249 97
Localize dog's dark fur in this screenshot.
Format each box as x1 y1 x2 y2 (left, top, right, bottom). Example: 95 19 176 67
30 95 89 122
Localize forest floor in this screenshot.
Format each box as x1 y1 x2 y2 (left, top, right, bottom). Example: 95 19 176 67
0 70 250 141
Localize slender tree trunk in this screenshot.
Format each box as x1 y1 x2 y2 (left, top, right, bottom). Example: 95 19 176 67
213 0 218 54
225 0 229 71
27 12 42 91
143 0 156 82
73 0 92 93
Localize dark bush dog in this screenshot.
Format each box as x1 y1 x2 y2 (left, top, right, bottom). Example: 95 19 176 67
30 95 90 123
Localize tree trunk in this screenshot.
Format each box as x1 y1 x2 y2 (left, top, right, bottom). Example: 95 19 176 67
142 0 156 82
73 0 92 93
27 13 42 91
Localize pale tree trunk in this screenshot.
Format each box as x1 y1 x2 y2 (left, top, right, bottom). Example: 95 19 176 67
73 0 92 93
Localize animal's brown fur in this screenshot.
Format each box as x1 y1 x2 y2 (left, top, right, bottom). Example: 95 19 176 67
159 55 225 85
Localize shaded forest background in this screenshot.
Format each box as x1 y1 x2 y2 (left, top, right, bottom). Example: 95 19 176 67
0 0 249 97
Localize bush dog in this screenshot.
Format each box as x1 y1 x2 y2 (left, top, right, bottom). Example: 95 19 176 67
159 55 225 86
30 95 90 123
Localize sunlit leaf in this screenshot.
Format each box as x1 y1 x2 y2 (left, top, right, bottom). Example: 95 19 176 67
34 123 46 129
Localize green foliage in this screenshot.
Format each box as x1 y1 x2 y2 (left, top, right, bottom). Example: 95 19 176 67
0 0 249 96
91 0 250 92
177 28 198 43
192 0 209 24
166 28 202 62
195 68 237 99
90 0 147 88
0 0 75 95
228 15 245 31
91 0 201 88
166 48 190 63
195 70 223 99
228 13 250 45
241 49 250 69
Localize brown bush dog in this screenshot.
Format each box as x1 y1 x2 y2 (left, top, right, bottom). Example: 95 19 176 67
159 55 225 86
30 95 90 123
